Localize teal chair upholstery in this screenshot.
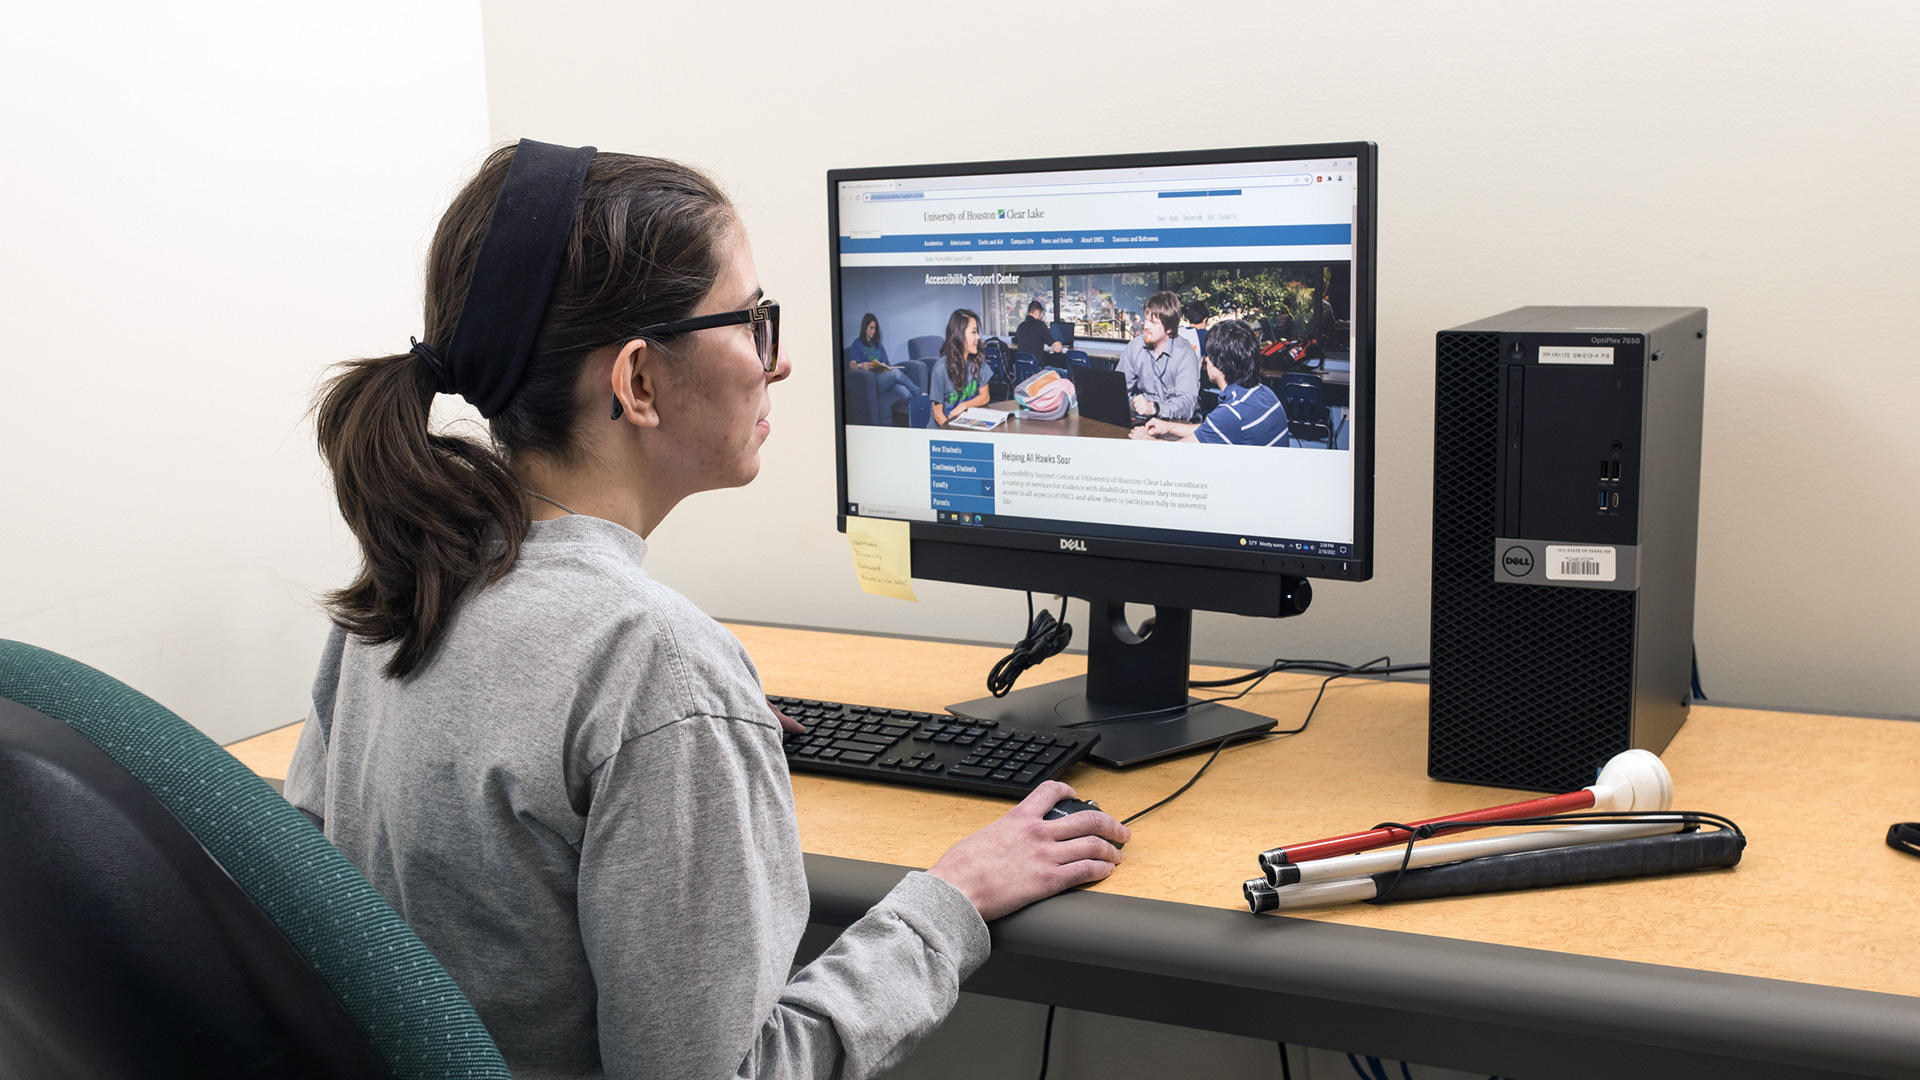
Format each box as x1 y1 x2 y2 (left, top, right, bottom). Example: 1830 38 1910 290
0 639 512 1079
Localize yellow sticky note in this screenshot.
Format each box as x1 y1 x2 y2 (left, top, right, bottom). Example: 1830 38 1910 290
846 515 917 602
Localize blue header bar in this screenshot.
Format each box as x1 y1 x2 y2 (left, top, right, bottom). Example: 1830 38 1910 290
840 223 1349 254
1157 189 1243 199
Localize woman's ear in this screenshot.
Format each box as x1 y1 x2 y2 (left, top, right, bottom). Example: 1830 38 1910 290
610 339 664 428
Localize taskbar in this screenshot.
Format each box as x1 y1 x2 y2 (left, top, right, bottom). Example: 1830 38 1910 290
924 508 1353 559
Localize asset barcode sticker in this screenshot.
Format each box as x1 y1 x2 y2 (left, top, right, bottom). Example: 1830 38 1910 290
1545 545 1616 582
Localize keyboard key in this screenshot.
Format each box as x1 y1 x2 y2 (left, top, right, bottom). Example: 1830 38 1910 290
796 746 821 757
802 700 821 708
948 765 992 778
932 733 955 743
959 755 983 766
990 770 1015 782
1037 747 1065 765
817 749 840 760
839 751 876 764
919 761 944 773
1014 768 1041 783
881 726 912 738
911 712 933 720
954 736 977 745
879 757 901 767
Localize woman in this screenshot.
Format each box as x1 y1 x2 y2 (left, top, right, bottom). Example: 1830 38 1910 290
929 308 990 425
847 312 916 414
1132 318 1290 446
287 141 1126 1080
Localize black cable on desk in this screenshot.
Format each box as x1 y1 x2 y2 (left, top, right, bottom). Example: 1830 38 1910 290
1118 657 1429 826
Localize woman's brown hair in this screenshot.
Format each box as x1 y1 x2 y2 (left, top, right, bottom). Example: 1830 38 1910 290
939 307 982 391
314 145 736 677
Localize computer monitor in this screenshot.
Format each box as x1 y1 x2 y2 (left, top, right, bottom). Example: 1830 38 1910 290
829 142 1376 765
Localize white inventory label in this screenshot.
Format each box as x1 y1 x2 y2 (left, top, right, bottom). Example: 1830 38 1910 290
1545 545 1616 582
1538 346 1615 365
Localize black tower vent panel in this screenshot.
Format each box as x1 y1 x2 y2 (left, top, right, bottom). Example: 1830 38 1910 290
1429 331 1636 793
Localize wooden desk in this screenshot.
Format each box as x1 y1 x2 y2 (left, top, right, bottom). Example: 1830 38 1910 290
231 625 1920 1079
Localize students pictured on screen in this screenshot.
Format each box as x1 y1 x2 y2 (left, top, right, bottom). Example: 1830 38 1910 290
930 308 990 425
848 312 916 412
291 142 1126 1080
1013 299 1063 358
1177 299 1208 354
1117 289 1201 421
1132 319 1289 446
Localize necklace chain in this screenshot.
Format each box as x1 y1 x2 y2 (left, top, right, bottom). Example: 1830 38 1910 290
526 490 578 516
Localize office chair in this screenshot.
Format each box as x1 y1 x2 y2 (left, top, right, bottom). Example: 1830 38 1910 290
1064 349 1090 367
0 639 510 1080
1013 351 1041 384
1275 372 1333 448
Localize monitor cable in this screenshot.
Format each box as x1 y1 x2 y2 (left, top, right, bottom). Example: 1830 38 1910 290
1118 657 1429 826
988 593 1073 698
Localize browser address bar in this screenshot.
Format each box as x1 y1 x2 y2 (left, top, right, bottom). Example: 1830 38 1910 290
858 174 1315 202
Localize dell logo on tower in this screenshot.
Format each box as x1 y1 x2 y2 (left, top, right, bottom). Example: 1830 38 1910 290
1502 545 1535 577
1059 538 1088 553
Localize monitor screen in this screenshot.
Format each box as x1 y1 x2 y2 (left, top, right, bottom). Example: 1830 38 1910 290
830 143 1374 583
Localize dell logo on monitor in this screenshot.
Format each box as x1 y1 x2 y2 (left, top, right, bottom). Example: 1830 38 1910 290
1059 538 1088 552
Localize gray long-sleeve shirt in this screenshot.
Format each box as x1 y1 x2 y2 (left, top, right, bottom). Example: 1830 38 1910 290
285 515 988 1080
1116 333 1201 421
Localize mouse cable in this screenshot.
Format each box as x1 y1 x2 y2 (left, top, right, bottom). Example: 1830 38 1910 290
1278 1043 1294 1080
1119 658 1426 825
988 593 1073 698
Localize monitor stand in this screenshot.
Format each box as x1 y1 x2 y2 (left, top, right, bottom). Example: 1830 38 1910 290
947 600 1293 767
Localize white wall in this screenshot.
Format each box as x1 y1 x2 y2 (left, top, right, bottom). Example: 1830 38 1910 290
481 0 1920 719
0 1 492 743
5 1 1913 745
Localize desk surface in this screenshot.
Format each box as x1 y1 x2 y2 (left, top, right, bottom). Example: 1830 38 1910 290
231 624 1920 1076
229 623 1920 1000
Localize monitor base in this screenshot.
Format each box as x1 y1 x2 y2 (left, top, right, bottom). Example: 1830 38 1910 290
948 676 1276 768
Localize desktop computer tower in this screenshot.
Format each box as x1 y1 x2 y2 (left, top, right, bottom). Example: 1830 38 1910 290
1429 306 1707 793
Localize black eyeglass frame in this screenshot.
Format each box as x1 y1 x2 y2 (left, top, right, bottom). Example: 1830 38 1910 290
630 300 780 371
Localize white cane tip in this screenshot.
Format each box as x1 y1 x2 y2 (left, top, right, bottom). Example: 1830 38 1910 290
1593 748 1673 811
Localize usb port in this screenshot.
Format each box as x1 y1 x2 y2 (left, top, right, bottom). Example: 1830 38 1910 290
1598 491 1608 509
1601 460 1611 479
1609 491 1621 509
1609 461 1621 481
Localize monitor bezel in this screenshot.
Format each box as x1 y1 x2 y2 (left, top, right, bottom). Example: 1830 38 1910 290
827 141 1377 585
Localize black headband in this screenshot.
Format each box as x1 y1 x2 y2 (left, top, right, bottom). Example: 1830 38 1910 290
434 139 596 418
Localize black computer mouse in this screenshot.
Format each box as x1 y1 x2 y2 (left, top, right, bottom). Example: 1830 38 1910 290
1044 797 1103 820
1045 797 1125 847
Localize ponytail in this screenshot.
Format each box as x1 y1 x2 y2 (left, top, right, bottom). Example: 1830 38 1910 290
315 145 735 679
314 351 526 678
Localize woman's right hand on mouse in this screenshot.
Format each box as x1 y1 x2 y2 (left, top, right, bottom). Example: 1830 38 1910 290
926 780 1130 921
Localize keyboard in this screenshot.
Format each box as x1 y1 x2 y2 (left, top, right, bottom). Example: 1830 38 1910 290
768 695 1100 798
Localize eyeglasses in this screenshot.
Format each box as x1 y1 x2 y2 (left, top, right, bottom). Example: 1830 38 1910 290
632 300 780 372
